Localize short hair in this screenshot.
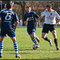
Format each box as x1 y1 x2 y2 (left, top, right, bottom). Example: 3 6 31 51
26 6 31 8
6 3 11 9
46 4 52 8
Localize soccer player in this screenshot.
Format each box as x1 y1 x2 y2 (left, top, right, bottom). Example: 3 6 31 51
1 4 7 11
24 6 40 48
0 3 21 58
39 4 60 50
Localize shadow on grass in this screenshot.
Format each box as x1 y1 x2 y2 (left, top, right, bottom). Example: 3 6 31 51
0 58 60 60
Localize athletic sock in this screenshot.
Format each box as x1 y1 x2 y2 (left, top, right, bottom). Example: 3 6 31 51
0 41 3 57
32 39 37 44
44 37 50 42
13 41 19 56
35 36 38 39
54 38 58 48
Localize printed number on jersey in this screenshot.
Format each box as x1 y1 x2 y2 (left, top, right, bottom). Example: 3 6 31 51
5 12 12 20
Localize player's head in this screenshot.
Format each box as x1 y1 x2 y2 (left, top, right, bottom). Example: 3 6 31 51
25 6 31 13
2 4 7 9
46 4 52 11
6 3 11 9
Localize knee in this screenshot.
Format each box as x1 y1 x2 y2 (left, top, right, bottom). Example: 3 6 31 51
31 35 35 40
42 36 45 39
52 30 57 39
11 37 16 42
41 35 45 39
12 39 16 42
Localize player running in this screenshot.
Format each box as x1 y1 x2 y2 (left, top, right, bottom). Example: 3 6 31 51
40 4 60 50
0 3 21 58
24 6 40 48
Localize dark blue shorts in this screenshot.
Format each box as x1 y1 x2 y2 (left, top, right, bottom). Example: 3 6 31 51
42 24 56 33
27 28 36 35
0 29 16 37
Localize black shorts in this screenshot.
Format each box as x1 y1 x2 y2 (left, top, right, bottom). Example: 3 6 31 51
27 28 36 35
0 29 15 37
42 24 56 33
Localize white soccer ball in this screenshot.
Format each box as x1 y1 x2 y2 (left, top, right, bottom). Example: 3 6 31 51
32 44 39 50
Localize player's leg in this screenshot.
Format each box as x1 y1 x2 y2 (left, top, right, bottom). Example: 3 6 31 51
30 32 39 48
10 37 21 58
32 28 40 43
8 31 20 58
30 32 38 44
0 30 6 58
42 24 52 46
34 30 40 43
35 35 40 43
42 33 52 46
27 28 38 44
51 30 59 50
0 37 4 58
50 25 59 50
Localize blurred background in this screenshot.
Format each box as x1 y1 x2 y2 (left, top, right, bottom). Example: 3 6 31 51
0 0 60 27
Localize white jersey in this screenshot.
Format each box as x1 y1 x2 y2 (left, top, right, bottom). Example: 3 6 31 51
41 9 60 24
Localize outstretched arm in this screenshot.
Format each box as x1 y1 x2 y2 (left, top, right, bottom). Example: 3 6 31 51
0 19 2 23
55 11 60 25
24 18 28 25
37 16 42 27
56 21 60 25
15 21 19 31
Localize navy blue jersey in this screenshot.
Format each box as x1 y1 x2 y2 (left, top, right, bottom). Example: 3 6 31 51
24 11 39 29
0 9 19 31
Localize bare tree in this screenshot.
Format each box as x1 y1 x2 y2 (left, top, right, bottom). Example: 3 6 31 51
14 1 26 26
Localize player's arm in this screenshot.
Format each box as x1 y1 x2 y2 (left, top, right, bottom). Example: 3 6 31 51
24 14 28 25
14 13 19 31
0 19 2 23
56 21 60 25
55 11 60 25
15 21 19 31
24 18 28 25
37 15 44 27
35 11 45 27
39 11 45 25
0 12 2 23
34 12 40 27
37 17 40 27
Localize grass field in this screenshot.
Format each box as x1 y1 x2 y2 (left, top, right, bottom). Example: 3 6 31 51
0 28 60 60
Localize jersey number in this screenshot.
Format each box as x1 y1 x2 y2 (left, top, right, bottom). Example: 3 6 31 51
5 13 12 20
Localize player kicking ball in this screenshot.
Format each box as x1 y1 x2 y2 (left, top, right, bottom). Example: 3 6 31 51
0 3 21 58
40 4 60 50
24 6 40 49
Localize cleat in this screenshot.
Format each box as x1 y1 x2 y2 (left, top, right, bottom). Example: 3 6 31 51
16 54 21 58
49 39 53 47
0 56 2 58
56 47 60 50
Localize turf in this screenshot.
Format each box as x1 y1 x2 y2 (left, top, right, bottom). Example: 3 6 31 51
0 28 60 60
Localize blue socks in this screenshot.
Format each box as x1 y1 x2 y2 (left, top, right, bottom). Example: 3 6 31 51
13 41 18 56
0 41 19 56
0 42 3 56
35 36 38 39
32 39 37 44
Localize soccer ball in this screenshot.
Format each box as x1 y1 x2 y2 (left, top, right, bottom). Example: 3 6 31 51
32 44 39 50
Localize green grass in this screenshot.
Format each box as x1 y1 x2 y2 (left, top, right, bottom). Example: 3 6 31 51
1 28 60 59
